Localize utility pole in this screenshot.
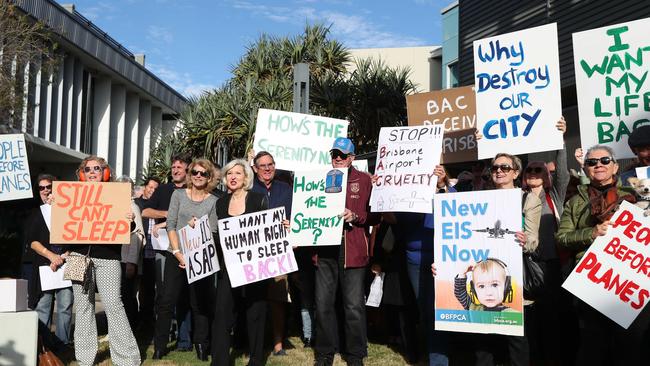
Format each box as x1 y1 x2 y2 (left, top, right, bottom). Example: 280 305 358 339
292 63 309 114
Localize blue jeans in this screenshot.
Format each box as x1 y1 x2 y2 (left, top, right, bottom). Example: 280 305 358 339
407 261 449 366
35 287 73 345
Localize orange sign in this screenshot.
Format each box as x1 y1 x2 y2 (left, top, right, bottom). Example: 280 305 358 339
50 182 131 244
406 86 477 164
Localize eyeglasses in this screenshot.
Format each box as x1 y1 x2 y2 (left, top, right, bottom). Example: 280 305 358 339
83 166 102 173
490 164 514 173
331 150 349 160
191 169 210 178
584 157 614 167
38 184 52 191
525 167 544 174
257 163 275 170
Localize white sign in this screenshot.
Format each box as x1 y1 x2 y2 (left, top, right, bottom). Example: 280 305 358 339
574 18 650 159
434 189 524 336
177 215 219 284
635 167 650 180
0 134 32 201
371 125 443 213
351 159 368 173
218 207 298 287
38 265 72 291
473 23 563 159
290 168 348 246
253 109 349 171
563 201 650 328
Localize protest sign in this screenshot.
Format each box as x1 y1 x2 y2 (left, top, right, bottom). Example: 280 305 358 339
218 207 297 287
407 86 478 163
0 134 32 201
635 167 650 180
473 23 563 159
562 201 650 328
351 159 368 173
151 228 170 251
573 18 650 159
177 215 219 284
434 189 524 336
50 182 131 244
290 168 347 246
371 125 444 213
253 109 349 171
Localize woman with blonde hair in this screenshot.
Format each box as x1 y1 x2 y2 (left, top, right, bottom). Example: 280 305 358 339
69 156 141 366
211 159 270 366
157 158 220 361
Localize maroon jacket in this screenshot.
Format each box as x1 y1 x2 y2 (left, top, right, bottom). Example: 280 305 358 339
314 166 379 268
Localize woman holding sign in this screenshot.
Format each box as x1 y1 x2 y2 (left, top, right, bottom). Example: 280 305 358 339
156 158 219 361
556 145 648 366
211 159 269 366
68 156 141 366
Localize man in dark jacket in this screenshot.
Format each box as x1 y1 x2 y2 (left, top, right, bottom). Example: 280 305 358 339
314 137 378 366
620 125 650 185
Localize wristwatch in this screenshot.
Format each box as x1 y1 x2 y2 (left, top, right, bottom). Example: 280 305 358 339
171 249 181 255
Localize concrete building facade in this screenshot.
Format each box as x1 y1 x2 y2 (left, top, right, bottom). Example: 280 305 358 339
4 0 186 181
348 46 442 93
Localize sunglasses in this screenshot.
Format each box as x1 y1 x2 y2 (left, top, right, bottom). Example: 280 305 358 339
525 167 544 174
191 169 210 178
83 166 102 173
584 157 614 167
257 163 275 170
38 184 52 191
490 164 514 173
331 150 349 160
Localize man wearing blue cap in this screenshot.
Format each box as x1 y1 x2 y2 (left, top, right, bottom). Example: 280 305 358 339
313 137 378 366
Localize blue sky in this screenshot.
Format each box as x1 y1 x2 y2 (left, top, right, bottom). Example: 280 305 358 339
69 0 449 97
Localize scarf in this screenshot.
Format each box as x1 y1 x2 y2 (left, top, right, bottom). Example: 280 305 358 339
587 180 636 223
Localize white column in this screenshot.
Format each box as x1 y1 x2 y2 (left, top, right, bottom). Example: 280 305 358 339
54 63 64 144
72 59 84 151
92 77 111 157
124 93 139 179
32 58 42 137
21 62 30 132
44 69 53 141
137 100 151 179
150 106 163 150
63 56 74 148
109 84 126 175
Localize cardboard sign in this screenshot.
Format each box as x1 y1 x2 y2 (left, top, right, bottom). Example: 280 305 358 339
473 23 563 159
407 86 478 163
434 189 524 336
371 125 444 213
573 18 650 159
290 168 348 246
218 207 297 287
177 215 219 284
50 182 131 244
253 109 349 171
0 134 32 201
562 201 650 328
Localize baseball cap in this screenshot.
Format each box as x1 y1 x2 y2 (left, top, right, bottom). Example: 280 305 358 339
330 137 355 155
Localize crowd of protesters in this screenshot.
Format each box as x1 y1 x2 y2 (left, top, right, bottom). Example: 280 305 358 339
17 121 650 366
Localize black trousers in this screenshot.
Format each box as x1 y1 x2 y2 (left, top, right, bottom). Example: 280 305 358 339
154 252 212 351
211 268 267 366
474 305 531 366
314 254 367 360
138 257 156 323
576 299 650 366
120 263 139 328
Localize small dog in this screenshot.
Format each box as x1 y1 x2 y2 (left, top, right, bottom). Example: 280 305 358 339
628 177 650 216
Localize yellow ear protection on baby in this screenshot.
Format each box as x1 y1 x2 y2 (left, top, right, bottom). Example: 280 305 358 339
467 257 514 305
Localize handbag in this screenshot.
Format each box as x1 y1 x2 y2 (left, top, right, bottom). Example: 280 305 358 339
63 247 95 293
38 342 64 366
523 253 545 299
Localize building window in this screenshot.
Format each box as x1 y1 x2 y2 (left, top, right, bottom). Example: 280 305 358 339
447 62 459 88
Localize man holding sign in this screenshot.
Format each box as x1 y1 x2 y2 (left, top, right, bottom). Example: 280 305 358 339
557 145 649 365
313 137 378 366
